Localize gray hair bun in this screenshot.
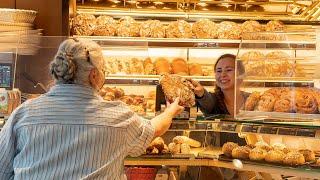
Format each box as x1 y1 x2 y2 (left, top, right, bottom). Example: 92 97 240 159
50 51 77 83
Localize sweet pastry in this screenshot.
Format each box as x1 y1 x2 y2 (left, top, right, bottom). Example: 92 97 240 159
255 141 272 151
274 94 294 113
192 19 218 39
283 151 305 166
117 16 140 37
241 20 264 40
171 58 188 75
72 14 96 36
311 88 320 112
294 90 318 114
222 142 239 157
168 142 181 154
265 150 285 164
256 92 276 112
240 51 265 76
93 15 117 36
217 21 242 39
139 20 166 38
249 148 267 161
266 20 285 32
272 143 290 153
155 57 171 75
180 143 191 154
166 20 193 38
143 57 156 75
160 74 195 107
188 63 203 76
150 137 165 152
244 92 261 111
231 146 251 160
119 96 134 105
172 136 201 147
299 149 316 162
129 58 144 75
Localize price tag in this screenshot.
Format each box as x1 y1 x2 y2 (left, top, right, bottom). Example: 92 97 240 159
241 125 259 133
296 129 316 137
259 127 278 134
221 123 237 132
278 128 296 136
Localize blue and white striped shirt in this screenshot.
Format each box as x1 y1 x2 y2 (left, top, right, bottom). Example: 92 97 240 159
0 84 155 180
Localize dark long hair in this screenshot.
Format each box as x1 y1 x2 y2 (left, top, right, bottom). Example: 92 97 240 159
214 54 245 112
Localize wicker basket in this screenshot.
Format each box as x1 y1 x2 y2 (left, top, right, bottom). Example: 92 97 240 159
126 167 157 180
0 8 37 24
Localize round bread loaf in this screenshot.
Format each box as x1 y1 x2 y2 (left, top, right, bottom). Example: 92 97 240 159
299 149 316 162
166 20 192 38
222 142 239 157
155 57 171 75
117 16 140 37
171 58 188 75
192 19 218 39
265 150 285 164
249 148 267 161
232 146 251 160
217 21 242 39
72 14 96 36
93 15 117 36
283 151 305 166
140 20 166 38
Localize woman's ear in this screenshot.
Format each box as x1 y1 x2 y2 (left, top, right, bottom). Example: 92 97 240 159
89 68 105 90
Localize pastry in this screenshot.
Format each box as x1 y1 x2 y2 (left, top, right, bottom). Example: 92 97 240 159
172 136 201 147
171 58 188 75
222 142 239 157
265 150 285 164
139 20 166 38
240 51 265 76
143 58 156 75
266 20 285 32
180 143 191 154
274 94 294 113
272 143 290 153
150 137 165 152
311 88 320 112
188 63 203 76
299 149 316 162
294 90 318 114
112 87 125 98
192 19 218 39
217 21 242 39
316 158 320 165
168 142 181 154
155 57 171 75
244 92 260 111
166 20 193 38
241 20 264 40
249 148 267 161
129 58 144 75
231 146 251 160
119 96 134 105
117 16 140 37
93 15 117 36
283 151 305 166
256 92 276 112
255 141 272 151
160 74 195 107
72 14 96 36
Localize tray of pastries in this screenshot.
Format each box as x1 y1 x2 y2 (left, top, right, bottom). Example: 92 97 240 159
221 141 320 169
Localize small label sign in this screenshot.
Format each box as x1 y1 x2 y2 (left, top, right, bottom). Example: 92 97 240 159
241 125 259 133
221 123 237 132
278 128 296 136
259 127 278 134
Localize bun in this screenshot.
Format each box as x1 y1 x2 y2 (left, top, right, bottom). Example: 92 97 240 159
144 58 156 75
283 151 305 166
231 146 251 160
155 57 171 75
192 19 218 39
222 142 239 157
171 58 188 75
266 20 285 32
271 143 290 153
249 148 267 161
93 15 117 36
130 58 144 75
140 20 165 38
294 90 318 114
188 63 203 76
217 21 242 39
168 142 181 154
241 21 264 40
166 20 192 38
256 92 276 112
117 16 140 37
72 14 96 36
254 141 272 151
299 149 316 162
160 74 195 107
265 150 285 164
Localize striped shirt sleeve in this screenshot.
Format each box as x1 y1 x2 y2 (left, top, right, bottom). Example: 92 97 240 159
126 113 155 157
0 109 20 180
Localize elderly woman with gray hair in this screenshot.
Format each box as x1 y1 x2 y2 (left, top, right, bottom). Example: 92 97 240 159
0 38 184 180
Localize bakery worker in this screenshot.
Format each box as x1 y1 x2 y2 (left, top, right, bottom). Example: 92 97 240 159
0 38 184 180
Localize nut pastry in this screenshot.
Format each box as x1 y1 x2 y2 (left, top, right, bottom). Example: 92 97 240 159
139 20 166 38
293 89 318 114
192 19 218 39
217 21 242 39
72 14 96 36
159 74 195 107
166 20 193 38
255 92 276 112
93 15 117 36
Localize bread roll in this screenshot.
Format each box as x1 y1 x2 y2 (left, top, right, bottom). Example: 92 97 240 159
188 63 203 76
283 151 305 166
72 14 96 36
244 92 261 111
298 149 315 162
192 19 218 39
117 16 140 37
222 142 239 157
231 146 251 160
93 15 117 36
171 58 188 75
249 148 267 161
143 57 156 75
240 51 265 76
217 21 242 39
265 150 285 164
139 20 166 38
180 143 191 154
166 20 192 38
168 142 181 154
255 141 272 151
130 58 144 75
272 143 289 153
155 57 171 75
241 20 264 40
266 20 285 32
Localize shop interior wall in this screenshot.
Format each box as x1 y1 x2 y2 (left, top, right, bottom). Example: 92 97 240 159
0 0 70 93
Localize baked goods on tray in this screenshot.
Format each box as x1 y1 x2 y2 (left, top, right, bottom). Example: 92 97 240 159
72 14 96 36
192 19 218 39
171 58 188 75
117 16 140 37
139 20 166 38
159 74 195 107
166 20 192 38
155 57 171 75
93 15 117 36
217 21 242 39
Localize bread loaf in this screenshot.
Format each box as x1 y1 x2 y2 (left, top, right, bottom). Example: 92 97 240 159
173 136 201 147
155 57 171 75
171 58 188 75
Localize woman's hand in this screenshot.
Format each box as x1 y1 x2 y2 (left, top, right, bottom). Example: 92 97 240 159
187 78 205 98
165 97 184 118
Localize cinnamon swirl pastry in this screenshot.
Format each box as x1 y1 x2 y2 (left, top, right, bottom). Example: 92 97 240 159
256 92 276 112
311 88 320 112
294 90 318 114
245 92 260 111
274 93 294 113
